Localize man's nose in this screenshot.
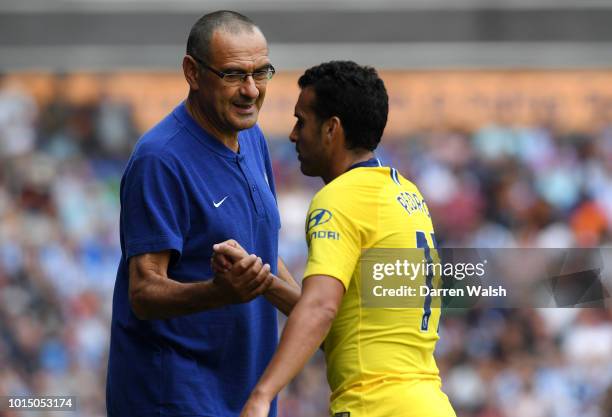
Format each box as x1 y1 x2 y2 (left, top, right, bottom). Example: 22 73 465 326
239 76 260 99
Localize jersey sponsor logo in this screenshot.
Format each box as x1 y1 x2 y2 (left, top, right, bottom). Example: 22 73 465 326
309 230 341 241
334 413 350 417
306 208 332 232
213 196 229 207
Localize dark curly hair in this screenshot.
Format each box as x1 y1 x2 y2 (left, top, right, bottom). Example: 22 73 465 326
298 61 388 151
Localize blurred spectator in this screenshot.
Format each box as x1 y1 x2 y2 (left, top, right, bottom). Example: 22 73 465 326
0 74 37 157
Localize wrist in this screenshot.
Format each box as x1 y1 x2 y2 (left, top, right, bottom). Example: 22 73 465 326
264 274 281 293
250 384 275 403
205 278 233 307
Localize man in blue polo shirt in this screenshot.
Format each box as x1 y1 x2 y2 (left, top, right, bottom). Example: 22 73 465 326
106 11 300 417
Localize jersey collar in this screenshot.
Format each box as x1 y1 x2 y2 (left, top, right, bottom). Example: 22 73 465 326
173 101 245 160
346 157 382 172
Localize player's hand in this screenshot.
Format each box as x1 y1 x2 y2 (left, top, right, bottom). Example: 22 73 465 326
213 253 273 303
239 395 270 417
211 239 247 274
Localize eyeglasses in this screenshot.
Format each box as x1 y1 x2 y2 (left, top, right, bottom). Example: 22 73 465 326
191 55 276 85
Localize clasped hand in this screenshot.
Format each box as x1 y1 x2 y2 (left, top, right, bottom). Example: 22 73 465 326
211 240 273 303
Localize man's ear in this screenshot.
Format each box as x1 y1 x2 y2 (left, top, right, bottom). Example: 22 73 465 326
183 55 201 91
323 116 343 145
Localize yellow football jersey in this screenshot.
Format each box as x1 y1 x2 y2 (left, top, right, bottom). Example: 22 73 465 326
303 165 455 417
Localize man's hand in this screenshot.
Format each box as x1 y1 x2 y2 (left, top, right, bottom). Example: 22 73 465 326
212 242 273 303
211 239 247 274
239 392 271 417
214 243 301 316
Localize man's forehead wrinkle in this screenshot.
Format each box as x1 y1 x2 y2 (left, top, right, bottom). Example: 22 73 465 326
220 48 269 63
218 55 270 72
209 31 269 70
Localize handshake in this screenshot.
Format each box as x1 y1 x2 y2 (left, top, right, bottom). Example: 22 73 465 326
211 240 276 304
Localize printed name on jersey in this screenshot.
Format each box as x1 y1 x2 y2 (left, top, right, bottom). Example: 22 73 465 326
306 208 333 232
396 191 430 217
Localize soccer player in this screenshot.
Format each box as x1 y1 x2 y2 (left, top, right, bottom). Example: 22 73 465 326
217 61 456 417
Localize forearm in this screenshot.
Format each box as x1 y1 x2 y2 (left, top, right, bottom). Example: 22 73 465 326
130 276 228 320
263 275 301 316
276 257 299 290
131 251 271 320
251 296 335 401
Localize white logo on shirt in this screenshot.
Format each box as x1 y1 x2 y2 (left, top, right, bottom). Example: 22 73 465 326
213 196 229 208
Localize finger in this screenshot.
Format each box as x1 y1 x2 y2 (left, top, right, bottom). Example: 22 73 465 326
211 259 229 274
248 267 274 298
246 263 270 292
215 239 238 250
233 254 257 274
240 257 264 284
214 243 249 262
257 274 274 295
214 253 232 270
224 239 245 251
211 252 231 271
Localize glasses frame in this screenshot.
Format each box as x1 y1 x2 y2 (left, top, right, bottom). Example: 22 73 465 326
190 55 276 84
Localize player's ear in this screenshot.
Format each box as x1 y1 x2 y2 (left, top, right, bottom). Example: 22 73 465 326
324 116 342 142
183 55 201 91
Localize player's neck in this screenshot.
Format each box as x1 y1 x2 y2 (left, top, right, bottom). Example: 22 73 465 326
323 150 374 184
185 95 239 152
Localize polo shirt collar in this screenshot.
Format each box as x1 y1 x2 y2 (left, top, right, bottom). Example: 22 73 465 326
173 101 245 159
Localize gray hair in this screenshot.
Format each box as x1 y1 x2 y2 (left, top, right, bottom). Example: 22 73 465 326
186 10 259 62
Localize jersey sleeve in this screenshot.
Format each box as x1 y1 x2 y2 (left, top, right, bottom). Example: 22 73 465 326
121 154 190 262
303 188 361 289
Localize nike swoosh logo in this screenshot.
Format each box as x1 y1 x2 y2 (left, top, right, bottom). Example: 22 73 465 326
213 196 229 208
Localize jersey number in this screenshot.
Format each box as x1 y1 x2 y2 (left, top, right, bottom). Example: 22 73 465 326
416 231 437 332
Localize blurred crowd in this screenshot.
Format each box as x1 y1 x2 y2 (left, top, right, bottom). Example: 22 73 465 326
0 75 611 417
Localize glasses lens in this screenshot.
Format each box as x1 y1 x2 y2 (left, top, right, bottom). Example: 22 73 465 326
223 68 275 85
224 73 245 84
252 71 272 82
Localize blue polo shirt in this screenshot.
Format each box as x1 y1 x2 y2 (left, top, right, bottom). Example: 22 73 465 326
107 102 280 417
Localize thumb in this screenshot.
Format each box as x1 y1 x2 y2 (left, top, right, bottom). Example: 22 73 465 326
213 243 248 261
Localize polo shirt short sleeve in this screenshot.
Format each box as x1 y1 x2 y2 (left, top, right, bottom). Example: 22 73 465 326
121 154 189 262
